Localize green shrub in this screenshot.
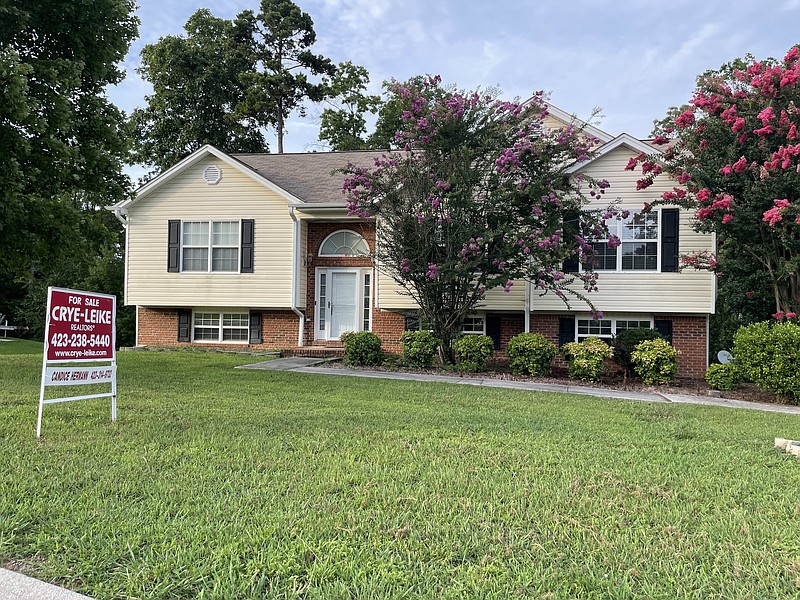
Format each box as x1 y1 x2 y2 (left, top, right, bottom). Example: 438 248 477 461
506 333 557 376
612 327 665 376
340 331 383 366
631 338 679 385
704 363 738 391
561 337 613 382
454 335 494 372
400 330 441 368
734 320 800 402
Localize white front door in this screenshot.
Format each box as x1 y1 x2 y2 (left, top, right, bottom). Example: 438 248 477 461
328 271 359 339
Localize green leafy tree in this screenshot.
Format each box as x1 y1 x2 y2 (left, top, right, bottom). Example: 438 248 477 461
237 0 335 153
318 61 381 151
634 46 800 316
0 0 138 341
343 77 614 361
130 9 269 177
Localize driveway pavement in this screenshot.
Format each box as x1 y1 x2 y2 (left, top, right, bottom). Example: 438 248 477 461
0 568 92 600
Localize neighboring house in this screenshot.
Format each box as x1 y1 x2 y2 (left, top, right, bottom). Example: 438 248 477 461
111 108 715 377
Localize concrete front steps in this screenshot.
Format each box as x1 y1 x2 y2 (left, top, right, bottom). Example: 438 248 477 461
283 346 345 358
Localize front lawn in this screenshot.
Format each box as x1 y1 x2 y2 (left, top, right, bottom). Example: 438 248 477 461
0 337 43 355
1 349 799 599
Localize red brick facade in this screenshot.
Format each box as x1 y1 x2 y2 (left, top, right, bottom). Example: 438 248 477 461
527 313 708 378
657 315 708 378
137 306 299 350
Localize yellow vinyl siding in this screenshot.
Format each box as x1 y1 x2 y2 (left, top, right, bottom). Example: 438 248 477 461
532 146 714 314
126 157 295 307
377 271 417 310
377 271 526 311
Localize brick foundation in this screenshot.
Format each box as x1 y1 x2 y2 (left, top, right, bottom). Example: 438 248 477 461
137 306 300 351
657 315 708 378
527 313 708 378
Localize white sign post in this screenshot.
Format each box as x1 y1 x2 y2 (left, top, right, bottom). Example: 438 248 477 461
38 287 117 438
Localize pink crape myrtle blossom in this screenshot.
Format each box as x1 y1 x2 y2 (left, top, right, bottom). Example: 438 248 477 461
630 45 800 315
341 78 613 361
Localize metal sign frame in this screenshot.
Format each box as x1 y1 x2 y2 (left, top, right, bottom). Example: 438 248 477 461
37 287 117 437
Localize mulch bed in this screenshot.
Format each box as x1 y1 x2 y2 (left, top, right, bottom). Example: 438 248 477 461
319 360 787 405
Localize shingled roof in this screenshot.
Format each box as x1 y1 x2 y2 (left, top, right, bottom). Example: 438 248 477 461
230 150 388 204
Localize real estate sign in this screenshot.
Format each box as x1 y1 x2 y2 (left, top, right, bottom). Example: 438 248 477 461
38 287 117 437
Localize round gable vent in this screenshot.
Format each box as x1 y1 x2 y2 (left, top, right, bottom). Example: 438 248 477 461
203 165 222 185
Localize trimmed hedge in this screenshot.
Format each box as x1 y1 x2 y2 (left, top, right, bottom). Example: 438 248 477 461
400 330 441 368
631 338 678 385
454 335 494 372
734 320 800 402
562 337 612 382
506 333 557 376
340 331 383 366
705 363 738 392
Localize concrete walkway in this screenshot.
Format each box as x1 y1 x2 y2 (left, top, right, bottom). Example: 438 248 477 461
0 568 92 600
243 358 800 416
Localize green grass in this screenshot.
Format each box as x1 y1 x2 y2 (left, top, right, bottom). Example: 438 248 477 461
1 349 800 599
0 337 43 355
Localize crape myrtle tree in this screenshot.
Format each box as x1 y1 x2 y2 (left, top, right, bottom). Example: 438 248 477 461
342 77 618 362
631 46 800 317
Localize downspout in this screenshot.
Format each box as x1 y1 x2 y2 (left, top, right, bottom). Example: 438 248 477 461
289 206 305 347
524 279 531 333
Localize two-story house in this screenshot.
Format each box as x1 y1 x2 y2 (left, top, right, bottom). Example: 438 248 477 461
111 108 715 377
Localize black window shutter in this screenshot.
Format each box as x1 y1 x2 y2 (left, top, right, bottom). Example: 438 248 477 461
661 208 679 272
168 220 181 272
177 309 191 342
558 317 576 347
249 310 262 344
241 219 254 273
562 210 580 273
654 319 673 343
486 314 502 350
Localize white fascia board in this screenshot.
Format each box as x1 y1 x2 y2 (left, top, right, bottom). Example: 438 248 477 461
544 103 615 143
113 145 305 216
566 133 662 174
294 203 350 211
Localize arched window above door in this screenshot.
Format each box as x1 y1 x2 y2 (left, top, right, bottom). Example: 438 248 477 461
318 230 369 257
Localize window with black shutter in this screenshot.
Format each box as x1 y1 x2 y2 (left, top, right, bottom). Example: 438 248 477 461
654 319 673 343
558 317 576 346
241 220 255 273
168 221 181 272
249 310 262 344
660 208 679 272
177 309 191 342
562 211 580 273
486 314 502 350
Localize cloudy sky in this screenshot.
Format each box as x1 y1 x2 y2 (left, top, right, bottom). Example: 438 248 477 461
110 0 800 159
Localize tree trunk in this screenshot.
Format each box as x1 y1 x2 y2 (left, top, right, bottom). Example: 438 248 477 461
277 111 284 154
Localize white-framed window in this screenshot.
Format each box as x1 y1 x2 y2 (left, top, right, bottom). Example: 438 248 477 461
462 315 486 334
182 220 240 272
319 230 369 257
588 210 660 272
576 316 653 342
193 311 249 343
363 273 372 331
